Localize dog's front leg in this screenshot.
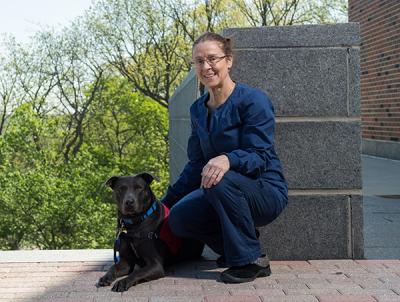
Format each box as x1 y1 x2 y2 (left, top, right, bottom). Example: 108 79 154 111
111 260 164 292
97 259 132 287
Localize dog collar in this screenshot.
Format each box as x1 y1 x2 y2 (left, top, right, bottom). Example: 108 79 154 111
121 200 158 226
142 200 158 220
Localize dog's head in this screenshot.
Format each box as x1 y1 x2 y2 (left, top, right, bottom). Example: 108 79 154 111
105 173 156 216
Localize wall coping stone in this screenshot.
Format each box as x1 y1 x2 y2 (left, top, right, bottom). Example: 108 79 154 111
223 23 360 48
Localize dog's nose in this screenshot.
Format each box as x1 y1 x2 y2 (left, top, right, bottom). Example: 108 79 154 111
125 199 134 207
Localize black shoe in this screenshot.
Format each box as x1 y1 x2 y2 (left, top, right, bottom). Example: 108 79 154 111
220 263 271 283
216 256 228 268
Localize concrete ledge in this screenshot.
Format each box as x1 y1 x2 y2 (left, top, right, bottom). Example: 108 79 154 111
0 249 113 263
362 154 400 196
223 23 361 48
0 247 218 264
362 139 400 160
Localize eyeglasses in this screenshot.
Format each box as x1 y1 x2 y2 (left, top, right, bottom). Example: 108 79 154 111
191 55 227 67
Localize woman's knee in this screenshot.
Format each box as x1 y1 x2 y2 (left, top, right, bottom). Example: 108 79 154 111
204 170 240 200
167 188 212 237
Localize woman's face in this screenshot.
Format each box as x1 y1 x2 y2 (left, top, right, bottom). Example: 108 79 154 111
192 40 233 90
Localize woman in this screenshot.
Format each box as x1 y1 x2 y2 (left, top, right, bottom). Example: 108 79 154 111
161 32 288 283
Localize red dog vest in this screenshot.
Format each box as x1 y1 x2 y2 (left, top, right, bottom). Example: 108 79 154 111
159 204 182 255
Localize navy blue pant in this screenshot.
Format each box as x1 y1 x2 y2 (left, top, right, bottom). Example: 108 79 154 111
168 170 286 266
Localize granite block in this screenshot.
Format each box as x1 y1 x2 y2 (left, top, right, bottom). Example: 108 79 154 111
169 118 191 151
231 48 349 117
275 121 362 189
222 23 360 48
348 48 361 117
169 70 198 119
168 139 187 184
260 194 363 260
351 195 364 259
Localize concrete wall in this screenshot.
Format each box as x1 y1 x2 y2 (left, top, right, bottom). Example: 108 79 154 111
363 139 400 161
168 23 364 260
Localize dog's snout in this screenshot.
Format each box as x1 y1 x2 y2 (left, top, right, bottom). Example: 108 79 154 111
125 199 134 207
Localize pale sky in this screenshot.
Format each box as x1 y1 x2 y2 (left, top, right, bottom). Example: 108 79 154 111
0 0 93 44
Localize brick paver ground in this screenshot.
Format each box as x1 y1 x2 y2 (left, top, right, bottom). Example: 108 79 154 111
1 259 400 302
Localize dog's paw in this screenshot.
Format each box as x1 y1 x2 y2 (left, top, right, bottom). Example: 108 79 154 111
111 278 132 292
96 277 112 287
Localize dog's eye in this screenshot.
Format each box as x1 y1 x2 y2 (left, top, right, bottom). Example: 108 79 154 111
133 185 143 190
116 186 127 193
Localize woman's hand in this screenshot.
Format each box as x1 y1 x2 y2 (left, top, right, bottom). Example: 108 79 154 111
201 155 230 188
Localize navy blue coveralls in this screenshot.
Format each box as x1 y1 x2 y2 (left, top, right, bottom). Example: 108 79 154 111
161 82 288 266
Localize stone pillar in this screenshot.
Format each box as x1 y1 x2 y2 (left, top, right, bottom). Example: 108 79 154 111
168 23 363 260
168 69 198 182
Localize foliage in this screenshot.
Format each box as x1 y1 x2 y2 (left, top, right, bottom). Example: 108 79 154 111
85 0 192 107
0 80 168 250
232 0 347 26
86 77 169 194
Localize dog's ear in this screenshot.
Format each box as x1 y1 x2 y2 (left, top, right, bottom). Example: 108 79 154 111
136 172 158 185
105 176 119 189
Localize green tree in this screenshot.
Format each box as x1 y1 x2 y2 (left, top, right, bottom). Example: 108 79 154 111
34 23 109 162
0 52 20 136
86 76 169 195
0 103 116 249
232 0 347 26
85 0 186 107
0 76 169 250
166 0 247 42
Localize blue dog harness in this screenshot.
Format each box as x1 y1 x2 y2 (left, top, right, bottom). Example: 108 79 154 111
114 201 158 264
113 201 181 264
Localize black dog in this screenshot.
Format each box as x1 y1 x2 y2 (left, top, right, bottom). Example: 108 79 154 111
97 173 203 292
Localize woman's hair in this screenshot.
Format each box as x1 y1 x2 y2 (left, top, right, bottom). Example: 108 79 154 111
192 32 233 57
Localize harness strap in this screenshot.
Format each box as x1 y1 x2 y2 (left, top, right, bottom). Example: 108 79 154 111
113 226 123 264
121 200 158 226
113 202 181 263
113 217 160 264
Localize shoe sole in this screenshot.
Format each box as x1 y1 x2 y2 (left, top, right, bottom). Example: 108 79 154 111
220 265 271 284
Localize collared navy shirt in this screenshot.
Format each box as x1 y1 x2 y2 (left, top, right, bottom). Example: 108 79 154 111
162 82 288 208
